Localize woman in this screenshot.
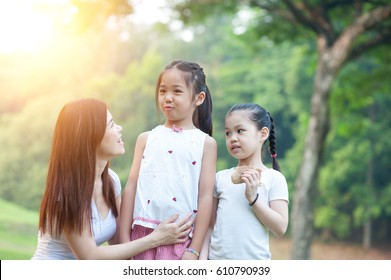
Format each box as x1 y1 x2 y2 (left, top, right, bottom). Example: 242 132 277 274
32 98 192 260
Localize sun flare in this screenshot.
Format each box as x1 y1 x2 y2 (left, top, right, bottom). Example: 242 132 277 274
0 0 71 53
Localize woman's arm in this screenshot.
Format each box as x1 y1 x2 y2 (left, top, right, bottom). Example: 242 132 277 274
118 132 149 243
182 136 217 260
65 213 194 260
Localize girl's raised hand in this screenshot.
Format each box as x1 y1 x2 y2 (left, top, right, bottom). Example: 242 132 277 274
241 169 262 204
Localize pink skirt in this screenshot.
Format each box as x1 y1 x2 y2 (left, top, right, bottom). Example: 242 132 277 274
130 224 191 260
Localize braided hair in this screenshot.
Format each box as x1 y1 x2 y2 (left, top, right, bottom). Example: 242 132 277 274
226 103 281 171
155 60 213 136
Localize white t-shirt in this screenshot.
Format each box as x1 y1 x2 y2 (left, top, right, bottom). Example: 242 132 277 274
31 169 121 260
209 168 289 260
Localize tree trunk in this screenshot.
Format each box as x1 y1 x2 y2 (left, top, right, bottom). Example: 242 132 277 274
290 36 336 260
363 141 373 249
363 105 376 249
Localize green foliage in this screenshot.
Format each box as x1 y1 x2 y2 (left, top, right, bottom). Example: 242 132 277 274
316 52 391 242
379 183 391 215
0 95 71 209
315 206 350 238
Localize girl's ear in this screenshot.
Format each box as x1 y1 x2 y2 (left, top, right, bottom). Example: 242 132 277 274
260 127 269 140
195 91 206 106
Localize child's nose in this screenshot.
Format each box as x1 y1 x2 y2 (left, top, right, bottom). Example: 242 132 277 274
165 93 174 102
230 133 238 141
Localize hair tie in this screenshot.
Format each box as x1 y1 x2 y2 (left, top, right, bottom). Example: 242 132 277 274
271 153 277 158
249 193 259 206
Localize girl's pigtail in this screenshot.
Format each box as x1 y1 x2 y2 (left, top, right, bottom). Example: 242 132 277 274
197 84 213 136
192 64 213 136
268 113 281 172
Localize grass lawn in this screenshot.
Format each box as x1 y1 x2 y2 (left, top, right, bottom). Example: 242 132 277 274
1 198 390 260
0 199 38 260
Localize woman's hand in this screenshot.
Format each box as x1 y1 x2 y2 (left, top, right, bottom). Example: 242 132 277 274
151 213 194 247
241 169 262 204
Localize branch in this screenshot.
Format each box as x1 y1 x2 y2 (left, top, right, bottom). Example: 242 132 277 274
280 0 320 34
330 5 391 68
248 0 297 23
281 0 337 44
348 30 391 61
353 0 363 18
357 5 391 31
339 5 391 43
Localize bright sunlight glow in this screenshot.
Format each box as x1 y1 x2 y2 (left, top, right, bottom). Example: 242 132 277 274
129 0 170 25
0 0 71 53
0 0 190 53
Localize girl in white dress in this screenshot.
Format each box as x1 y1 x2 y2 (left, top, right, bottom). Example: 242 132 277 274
119 61 217 260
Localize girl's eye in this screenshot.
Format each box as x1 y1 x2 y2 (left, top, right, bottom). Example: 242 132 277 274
225 131 231 137
237 129 244 134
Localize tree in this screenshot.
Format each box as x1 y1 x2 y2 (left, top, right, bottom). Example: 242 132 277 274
316 53 391 247
172 0 391 259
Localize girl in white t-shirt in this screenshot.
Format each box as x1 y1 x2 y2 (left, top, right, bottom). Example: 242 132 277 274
201 103 289 260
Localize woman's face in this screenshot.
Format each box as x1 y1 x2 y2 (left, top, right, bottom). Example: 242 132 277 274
96 110 125 161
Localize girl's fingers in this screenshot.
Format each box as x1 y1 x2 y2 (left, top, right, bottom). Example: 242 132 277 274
242 170 261 186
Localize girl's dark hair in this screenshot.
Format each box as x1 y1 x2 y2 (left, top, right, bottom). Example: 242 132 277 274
227 103 281 171
155 60 213 136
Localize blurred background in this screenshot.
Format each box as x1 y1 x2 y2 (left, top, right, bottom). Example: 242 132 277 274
0 0 390 260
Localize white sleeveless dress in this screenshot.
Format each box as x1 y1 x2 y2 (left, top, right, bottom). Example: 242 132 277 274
132 125 206 229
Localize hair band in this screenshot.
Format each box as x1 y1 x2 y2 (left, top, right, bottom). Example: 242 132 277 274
249 193 259 206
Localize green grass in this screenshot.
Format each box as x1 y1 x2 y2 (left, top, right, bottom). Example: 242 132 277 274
0 198 39 260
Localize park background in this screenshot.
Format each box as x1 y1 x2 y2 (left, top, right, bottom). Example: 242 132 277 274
0 0 390 260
